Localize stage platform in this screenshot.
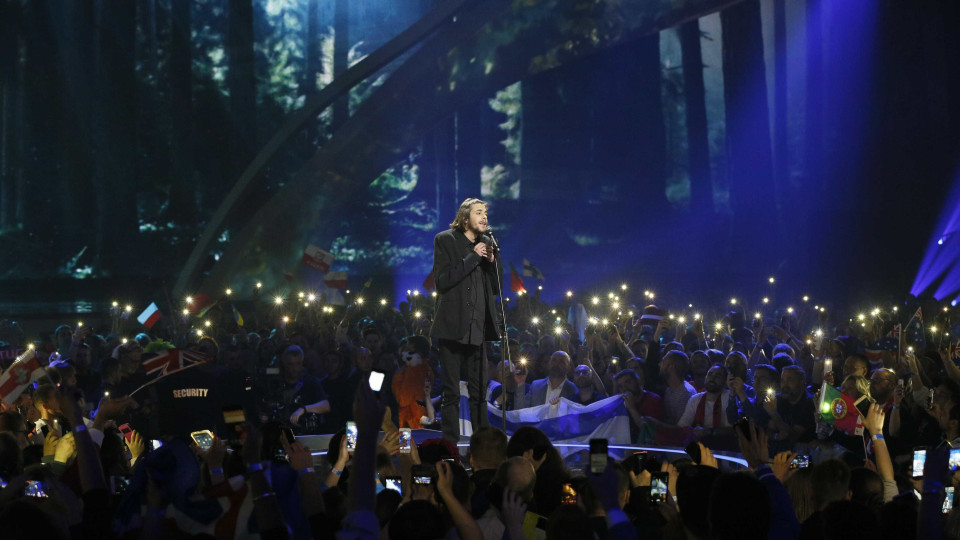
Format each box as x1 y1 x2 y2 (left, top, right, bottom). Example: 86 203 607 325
296 429 749 471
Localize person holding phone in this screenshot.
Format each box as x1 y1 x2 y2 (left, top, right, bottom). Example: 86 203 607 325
431 198 504 443
277 345 330 433
32 384 64 445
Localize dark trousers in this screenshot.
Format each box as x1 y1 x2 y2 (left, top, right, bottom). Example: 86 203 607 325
439 339 489 442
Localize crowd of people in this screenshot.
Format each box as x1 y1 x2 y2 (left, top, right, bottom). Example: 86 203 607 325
0 288 959 538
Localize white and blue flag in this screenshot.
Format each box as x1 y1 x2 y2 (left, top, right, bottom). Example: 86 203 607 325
458 382 631 446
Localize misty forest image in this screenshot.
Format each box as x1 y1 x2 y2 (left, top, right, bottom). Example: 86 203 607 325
0 0 958 310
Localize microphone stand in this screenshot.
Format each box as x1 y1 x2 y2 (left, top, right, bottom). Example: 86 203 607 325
486 231 511 432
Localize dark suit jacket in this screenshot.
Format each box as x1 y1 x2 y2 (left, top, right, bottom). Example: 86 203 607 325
513 377 579 409
429 228 504 342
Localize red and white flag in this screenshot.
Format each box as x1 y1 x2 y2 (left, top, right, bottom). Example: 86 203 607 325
324 271 348 290
131 348 212 395
0 349 46 405
137 302 163 329
302 245 334 273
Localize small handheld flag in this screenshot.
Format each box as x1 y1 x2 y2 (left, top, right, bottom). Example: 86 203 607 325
0 349 46 405
509 262 526 293
818 382 864 436
137 302 162 329
324 271 348 290
302 245 334 273
522 259 545 280
422 271 436 292
187 293 216 317
131 349 212 396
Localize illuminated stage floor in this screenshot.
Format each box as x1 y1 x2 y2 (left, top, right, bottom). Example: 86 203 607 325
297 429 749 470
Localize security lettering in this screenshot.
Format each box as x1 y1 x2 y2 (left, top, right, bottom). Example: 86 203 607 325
172 388 210 398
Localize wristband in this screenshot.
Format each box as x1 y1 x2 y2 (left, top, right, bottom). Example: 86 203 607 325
871 434 884 441
253 492 276 502
247 462 264 473
210 467 224 476
74 424 88 433
332 468 343 476
298 467 315 477
146 507 166 517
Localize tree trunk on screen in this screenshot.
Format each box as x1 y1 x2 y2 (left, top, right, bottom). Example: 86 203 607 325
332 0 349 131
455 105 483 201
301 0 321 99
679 19 713 215
21 0 61 242
720 0 777 255
58 0 98 249
137 0 164 202
584 36 664 221
228 0 256 161
0 0 22 230
96 0 138 275
168 0 195 223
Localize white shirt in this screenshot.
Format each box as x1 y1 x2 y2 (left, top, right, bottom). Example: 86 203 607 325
677 390 732 428
544 379 564 406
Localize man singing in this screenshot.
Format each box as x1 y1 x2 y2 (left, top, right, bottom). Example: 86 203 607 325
431 198 504 442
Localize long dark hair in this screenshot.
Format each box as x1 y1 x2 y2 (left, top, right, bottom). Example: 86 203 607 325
449 198 487 231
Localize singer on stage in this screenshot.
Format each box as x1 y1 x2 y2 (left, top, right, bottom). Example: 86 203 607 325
430 198 504 442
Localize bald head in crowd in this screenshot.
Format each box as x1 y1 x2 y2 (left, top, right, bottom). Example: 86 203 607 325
493 456 537 502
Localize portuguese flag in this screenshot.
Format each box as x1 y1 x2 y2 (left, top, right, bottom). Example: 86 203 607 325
818 382 864 436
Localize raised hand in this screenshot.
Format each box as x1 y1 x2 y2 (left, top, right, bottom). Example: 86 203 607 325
282 437 314 471
772 451 797 482
697 442 718 469
126 430 146 462
864 403 885 436
201 435 227 469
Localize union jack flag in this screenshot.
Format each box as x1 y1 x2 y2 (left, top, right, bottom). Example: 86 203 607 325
130 348 211 396
887 324 901 340
952 340 960 362
142 348 210 377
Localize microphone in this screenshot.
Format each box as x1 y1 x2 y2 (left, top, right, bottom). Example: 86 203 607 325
482 228 500 251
